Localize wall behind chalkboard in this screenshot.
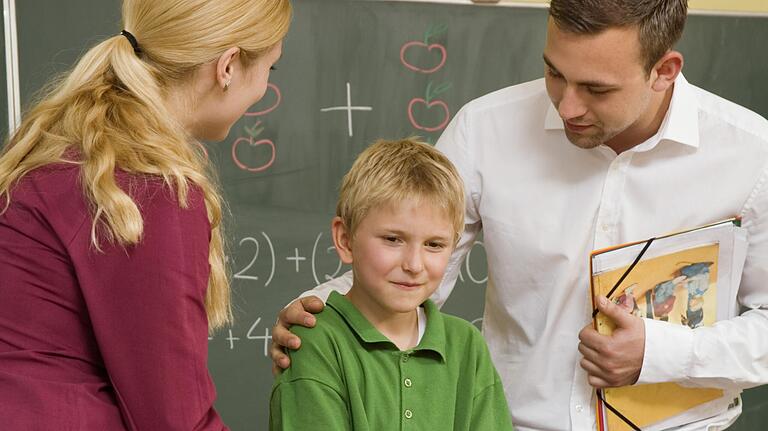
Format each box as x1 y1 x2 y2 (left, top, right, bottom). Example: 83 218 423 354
11 1 768 430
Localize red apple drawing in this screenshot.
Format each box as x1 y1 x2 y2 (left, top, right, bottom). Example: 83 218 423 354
408 98 450 132
231 136 276 172
244 83 282 117
400 41 447 74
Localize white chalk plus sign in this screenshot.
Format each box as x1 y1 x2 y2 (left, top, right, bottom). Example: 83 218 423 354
320 82 373 137
286 248 306 272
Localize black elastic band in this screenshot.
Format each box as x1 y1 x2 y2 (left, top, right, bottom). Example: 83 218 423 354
120 30 142 55
596 390 642 430
592 237 656 318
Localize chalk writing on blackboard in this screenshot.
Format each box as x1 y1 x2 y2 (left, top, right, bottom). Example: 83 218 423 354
233 233 276 287
311 231 346 286
464 240 488 284
209 318 273 356
246 317 273 357
320 82 373 137
285 248 307 273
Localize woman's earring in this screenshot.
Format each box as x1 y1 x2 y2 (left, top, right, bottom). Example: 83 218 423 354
224 80 231 92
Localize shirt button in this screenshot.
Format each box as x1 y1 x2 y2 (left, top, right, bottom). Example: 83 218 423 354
401 354 409 363
404 378 412 388
601 224 610 232
404 409 413 419
575 404 584 413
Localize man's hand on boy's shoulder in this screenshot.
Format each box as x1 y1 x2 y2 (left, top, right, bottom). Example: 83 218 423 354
270 296 326 375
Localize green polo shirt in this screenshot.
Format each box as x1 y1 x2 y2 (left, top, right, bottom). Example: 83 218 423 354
270 291 514 430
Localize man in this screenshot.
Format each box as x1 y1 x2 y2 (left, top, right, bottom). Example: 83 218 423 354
271 1 768 429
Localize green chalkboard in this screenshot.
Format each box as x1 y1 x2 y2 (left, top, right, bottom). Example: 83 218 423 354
12 1 768 430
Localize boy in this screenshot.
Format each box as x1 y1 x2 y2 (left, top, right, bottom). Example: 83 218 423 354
269 139 513 430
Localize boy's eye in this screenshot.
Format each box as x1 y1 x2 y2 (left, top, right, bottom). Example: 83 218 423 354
383 235 400 243
426 241 446 250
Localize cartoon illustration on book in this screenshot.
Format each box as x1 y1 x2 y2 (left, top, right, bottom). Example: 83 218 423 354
597 245 718 332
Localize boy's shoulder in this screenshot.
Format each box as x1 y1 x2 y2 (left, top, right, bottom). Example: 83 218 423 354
275 298 354 381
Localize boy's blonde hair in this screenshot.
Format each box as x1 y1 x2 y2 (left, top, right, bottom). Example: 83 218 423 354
336 138 465 242
0 0 292 329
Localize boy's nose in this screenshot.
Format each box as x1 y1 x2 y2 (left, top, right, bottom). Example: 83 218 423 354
402 246 424 273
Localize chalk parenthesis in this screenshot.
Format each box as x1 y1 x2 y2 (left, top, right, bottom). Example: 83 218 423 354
244 83 282 117
407 98 450 132
400 41 447 74
231 136 276 172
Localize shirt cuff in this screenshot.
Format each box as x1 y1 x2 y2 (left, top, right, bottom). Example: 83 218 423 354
637 317 694 384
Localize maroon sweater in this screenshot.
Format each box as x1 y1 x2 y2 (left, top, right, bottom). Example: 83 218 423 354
0 164 227 430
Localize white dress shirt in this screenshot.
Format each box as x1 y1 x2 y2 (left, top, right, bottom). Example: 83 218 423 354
302 75 768 431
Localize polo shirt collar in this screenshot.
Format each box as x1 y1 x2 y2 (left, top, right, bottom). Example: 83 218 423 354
543 73 700 150
327 291 447 361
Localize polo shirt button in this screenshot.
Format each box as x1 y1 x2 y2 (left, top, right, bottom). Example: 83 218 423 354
404 409 413 419
404 378 412 388
401 354 409 363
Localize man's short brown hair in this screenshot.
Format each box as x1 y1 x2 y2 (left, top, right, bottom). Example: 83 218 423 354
549 0 688 72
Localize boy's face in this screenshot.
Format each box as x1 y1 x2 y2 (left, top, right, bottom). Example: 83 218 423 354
333 198 455 316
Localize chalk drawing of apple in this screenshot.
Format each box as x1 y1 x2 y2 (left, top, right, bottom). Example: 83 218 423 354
244 83 282 117
407 81 452 132
400 41 447 74
231 136 276 172
400 24 448 74
408 98 450 132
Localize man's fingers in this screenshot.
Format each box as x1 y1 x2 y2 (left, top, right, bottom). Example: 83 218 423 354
272 322 301 350
595 295 634 327
271 353 290 376
300 295 325 314
280 299 318 328
580 356 605 377
578 342 601 364
588 374 611 389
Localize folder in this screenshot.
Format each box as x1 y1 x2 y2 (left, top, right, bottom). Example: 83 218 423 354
590 218 748 431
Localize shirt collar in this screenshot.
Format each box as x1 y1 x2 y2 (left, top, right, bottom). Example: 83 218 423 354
327 290 447 361
543 74 700 150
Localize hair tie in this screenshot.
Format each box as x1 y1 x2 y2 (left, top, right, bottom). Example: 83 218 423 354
120 30 142 55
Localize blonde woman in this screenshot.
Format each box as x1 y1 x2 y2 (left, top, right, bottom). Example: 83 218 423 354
0 0 290 429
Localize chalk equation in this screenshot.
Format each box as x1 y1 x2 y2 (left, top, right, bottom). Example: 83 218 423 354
208 317 272 356
231 231 488 288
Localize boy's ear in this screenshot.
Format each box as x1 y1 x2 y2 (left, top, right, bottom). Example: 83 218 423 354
331 217 354 264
